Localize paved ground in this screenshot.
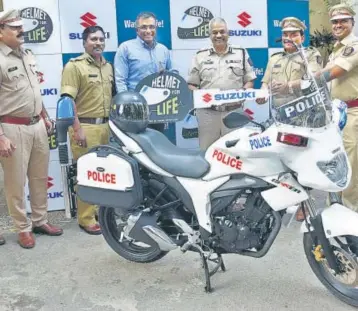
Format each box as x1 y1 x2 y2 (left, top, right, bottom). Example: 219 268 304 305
0 188 357 311
0 219 356 311
0 166 356 311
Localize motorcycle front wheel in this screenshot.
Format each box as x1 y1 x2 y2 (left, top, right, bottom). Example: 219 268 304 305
99 206 168 263
303 232 358 307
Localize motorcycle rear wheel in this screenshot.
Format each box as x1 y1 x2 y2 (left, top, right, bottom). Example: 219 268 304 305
303 232 358 307
99 206 168 263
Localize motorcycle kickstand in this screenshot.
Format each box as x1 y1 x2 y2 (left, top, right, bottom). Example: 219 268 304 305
199 252 226 293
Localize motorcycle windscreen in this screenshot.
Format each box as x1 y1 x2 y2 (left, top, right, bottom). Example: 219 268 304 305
268 50 333 129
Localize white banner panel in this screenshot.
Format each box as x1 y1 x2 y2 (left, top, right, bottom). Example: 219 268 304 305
193 88 269 109
220 0 268 48
3 0 62 54
170 0 221 50
35 54 62 110
25 160 65 213
171 49 197 80
58 0 118 53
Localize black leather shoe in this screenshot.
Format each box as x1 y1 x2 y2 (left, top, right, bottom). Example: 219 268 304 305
0 234 5 245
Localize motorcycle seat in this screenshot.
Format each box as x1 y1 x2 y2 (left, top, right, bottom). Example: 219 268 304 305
127 128 210 178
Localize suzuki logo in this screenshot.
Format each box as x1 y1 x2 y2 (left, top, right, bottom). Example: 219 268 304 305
237 12 251 28
47 176 54 189
202 93 212 103
80 12 97 28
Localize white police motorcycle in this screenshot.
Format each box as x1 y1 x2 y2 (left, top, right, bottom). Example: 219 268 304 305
56 44 358 307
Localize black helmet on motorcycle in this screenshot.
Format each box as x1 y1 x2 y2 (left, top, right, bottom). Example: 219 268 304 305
110 90 149 133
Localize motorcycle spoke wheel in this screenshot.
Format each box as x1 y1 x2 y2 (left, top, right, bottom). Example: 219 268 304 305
304 233 358 307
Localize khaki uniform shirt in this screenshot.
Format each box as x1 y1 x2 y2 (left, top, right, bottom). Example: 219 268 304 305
187 45 256 90
61 53 114 118
327 33 358 102
262 47 323 85
0 42 42 117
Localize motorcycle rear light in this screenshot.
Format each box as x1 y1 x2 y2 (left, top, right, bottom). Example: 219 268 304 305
277 132 308 147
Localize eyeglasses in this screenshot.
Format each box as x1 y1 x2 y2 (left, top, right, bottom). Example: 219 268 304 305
138 25 156 30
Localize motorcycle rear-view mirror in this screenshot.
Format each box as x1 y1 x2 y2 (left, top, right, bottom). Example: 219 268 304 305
223 112 250 129
223 112 265 131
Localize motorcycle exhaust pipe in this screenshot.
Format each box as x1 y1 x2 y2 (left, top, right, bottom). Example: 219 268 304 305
142 226 178 251
125 212 177 252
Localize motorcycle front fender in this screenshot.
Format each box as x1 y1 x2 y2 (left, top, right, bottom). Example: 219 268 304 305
300 203 358 238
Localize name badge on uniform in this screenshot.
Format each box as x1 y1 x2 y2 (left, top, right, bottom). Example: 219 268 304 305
274 64 281 68
88 74 98 78
8 66 18 73
203 60 214 65
225 60 241 64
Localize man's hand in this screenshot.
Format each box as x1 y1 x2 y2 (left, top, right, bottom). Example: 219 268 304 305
73 127 87 148
44 119 55 135
256 97 268 105
0 135 16 158
271 80 288 95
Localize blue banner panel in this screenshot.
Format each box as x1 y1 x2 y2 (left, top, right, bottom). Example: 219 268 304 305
267 0 310 48
116 0 172 49
247 48 269 89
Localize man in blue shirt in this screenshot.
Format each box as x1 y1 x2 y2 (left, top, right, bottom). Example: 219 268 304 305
114 12 172 132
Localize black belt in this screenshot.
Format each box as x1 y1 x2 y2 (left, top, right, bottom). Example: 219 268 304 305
78 117 109 124
211 102 243 112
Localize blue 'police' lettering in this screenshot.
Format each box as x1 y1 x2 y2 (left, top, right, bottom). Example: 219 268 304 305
249 136 272 150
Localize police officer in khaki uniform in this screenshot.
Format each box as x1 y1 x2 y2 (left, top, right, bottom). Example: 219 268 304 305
316 4 358 213
258 17 323 221
257 17 323 106
0 9 63 248
61 25 114 235
187 17 256 150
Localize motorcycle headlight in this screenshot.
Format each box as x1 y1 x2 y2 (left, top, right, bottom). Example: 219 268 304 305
317 152 348 187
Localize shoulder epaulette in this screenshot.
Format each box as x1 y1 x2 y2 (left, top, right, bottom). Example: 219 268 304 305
24 48 33 55
231 47 244 53
196 48 210 54
70 54 88 62
271 51 285 57
307 46 319 52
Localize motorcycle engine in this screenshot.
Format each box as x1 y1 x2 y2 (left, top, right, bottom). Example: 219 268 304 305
211 190 272 253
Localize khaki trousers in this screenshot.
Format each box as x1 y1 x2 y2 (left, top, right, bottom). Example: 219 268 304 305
341 107 358 212
0 119 49 232
69 123 110 227
196 108 240 150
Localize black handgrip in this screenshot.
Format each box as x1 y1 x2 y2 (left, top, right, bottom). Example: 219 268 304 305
59 144 69 165
225 139 239 148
